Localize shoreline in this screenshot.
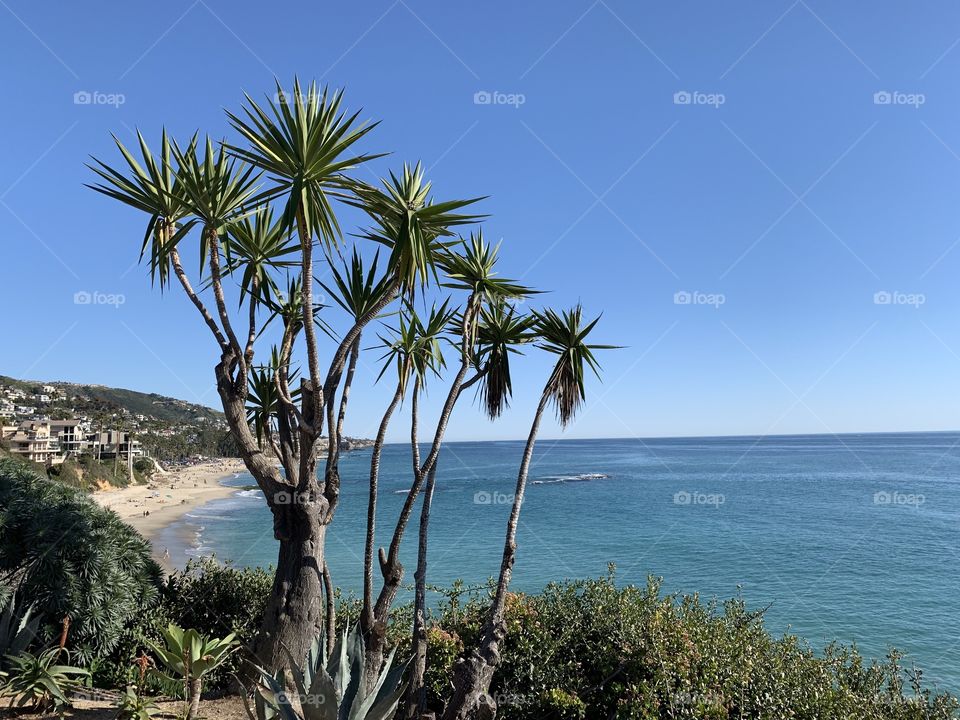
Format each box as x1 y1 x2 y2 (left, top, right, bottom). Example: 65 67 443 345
91 458 248 570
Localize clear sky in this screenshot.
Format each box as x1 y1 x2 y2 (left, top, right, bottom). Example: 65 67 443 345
2 1 960 442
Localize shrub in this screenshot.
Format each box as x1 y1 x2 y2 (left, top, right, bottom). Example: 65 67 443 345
155 557 271 693
426 570 960 720
0 458 162 663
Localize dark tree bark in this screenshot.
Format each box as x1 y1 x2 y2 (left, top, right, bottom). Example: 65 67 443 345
257 503 328 670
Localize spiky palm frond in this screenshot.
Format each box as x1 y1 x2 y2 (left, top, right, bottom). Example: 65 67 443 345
86 130 195 289
246 347 301 444
320 248 394 322
376 300 455 393
170 135 261 272
346 162 484 294
533 305 615 427
223 207 299 309
260 274 333 339
225 78 381 247
472 303 536 419
439 230 535 302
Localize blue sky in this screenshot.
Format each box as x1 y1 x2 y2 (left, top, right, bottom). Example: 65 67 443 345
2 1 960 442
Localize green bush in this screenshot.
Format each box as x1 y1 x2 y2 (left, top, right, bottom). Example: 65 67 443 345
0 458 162 663
152 558 271 693
424 569 959 720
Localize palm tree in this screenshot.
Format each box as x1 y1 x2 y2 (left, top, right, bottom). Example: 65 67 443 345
443 305 613 720
406 300 534 716
354 302 452 688
365 234 532 688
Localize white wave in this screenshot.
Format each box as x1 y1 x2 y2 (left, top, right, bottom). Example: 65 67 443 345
533 472 610 485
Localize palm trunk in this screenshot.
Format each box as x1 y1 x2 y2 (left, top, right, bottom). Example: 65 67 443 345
366 299 482 695
406 462 439 718
360 381 405 687
442 391 550 720
215 358 328 673
256 508 327 670
323 561 336 655
186 677 202 720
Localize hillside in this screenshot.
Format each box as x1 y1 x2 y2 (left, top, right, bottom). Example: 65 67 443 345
0 375 223 424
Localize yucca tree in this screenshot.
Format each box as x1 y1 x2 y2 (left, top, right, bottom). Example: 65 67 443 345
89 125 311 670
361 235 532 690
443 306 613 720
405 300 534 717
354 303 452 684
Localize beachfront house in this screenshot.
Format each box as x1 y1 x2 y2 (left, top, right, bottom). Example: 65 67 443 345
2 420 58 463
49 418 89 456
89 429 144 459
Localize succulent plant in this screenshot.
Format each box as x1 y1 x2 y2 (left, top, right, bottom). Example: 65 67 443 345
244 624 407 720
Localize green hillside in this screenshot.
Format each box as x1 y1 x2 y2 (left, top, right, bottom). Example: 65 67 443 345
0 375 223 424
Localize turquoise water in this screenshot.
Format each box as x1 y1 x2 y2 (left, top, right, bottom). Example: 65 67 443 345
157 433 960 691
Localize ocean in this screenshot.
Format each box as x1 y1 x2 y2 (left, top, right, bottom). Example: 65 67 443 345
155 432 960 691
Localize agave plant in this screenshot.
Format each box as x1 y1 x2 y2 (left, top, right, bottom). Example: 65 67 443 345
147 624 238 720
244 624 407 720
114 685 160 720
0 592 39 670
1 647 89 714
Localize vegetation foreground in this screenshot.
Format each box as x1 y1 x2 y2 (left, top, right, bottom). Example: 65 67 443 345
1 459 957 719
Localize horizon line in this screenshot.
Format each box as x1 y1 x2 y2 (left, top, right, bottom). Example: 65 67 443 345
383 428 960 445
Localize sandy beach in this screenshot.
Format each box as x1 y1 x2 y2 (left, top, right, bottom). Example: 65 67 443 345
92 458 248 567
